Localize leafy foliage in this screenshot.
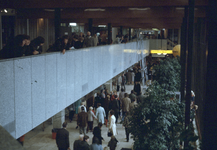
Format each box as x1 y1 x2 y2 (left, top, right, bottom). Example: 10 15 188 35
129 57 184 150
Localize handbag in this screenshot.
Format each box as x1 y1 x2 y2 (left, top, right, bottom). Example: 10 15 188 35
107 129 113 137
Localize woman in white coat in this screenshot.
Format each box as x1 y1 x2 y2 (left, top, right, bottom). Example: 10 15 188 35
96 103 106 124
109 110 117 136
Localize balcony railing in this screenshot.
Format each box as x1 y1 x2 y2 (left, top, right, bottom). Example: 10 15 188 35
0 40 149 138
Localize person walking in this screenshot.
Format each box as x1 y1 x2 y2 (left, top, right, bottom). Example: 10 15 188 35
93 123 104 145
77 106 88 135
108 135 118 150
90 137 103 150
56 122 71 150
73 134 84 150
96 103 106 124
79 135 90 150
121 93 131 123
87 107 97 133
109 110 117 136
123 112 130 142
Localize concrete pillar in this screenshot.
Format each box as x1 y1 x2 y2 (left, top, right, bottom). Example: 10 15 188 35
108 23 112 44
120 26 123 35
52 109 65 129
54 8 61 41
112 27 118 42
129 27 131 41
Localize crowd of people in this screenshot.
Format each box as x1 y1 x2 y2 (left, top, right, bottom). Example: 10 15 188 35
55 65 144 150
0 31 133 59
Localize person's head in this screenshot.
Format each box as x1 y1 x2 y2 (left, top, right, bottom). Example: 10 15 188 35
113 91 117 95
79 134 84 141
35 36 45 46
121 88 124 92
87 31 91 36
98 122 103 128
81 102 85 106
62 122 67 128
124 93 128 97
81 106 84 112
62 35 69 44
83 135 89 142
131 90 134 94
97 103 101 107
92 137 100 144
114 95 118 99
89 106 93 111
110 110 114 115
23 35 31 46
14 35 27 47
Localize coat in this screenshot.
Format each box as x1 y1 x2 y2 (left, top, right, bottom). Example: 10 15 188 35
109 115 117 136
88 110 97 121
90 143 103 150
77 112 88 127
96 106 106 124
110 99 119 113
56 128 70 149
121 97 131 112
79 141 90 150
93 126 103 144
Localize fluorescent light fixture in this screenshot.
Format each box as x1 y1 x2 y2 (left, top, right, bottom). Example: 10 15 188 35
69 23 77 26
4 9 8 13
176 7 185 10
152 28 159 31
44 9 55 12
84 8 105 11
157 53 162 55
129 8 150 11
98 25 106 27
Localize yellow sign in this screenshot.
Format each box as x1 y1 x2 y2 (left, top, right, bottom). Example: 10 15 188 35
173 45 181 57
151 50 173 54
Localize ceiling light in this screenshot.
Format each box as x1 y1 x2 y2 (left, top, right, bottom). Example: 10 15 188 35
4 9 8 13
69 23 77 26
152 28 159 31
98 25 106 27
176 7 185 10
84 8 105 11
128 8 150 11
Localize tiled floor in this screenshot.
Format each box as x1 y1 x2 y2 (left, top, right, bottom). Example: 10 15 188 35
23 84 139 150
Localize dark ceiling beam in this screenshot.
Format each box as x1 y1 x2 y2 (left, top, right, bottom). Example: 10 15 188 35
16 7 206 19
4 0 208 9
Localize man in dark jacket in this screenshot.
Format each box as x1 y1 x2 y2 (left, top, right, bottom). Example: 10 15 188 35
78 135 90 150
93 122 104 145
73 134 84 150
56 122 70 150
77 106 88 135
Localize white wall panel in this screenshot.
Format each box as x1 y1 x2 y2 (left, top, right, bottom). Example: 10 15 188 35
45 54 57 120
14 58 32 138
31 56 46 128
0 60 15 137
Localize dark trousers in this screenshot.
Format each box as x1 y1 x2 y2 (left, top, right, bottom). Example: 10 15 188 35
125 127 129 141
87 121 93 131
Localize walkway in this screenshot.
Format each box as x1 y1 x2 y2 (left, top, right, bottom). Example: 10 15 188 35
23 85 138 150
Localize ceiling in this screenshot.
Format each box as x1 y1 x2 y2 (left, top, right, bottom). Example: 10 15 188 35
1 0 208 29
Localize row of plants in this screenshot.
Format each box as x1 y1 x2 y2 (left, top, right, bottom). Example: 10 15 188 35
129 57 198 150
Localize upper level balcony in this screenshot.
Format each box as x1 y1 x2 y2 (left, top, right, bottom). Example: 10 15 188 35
0 40 150 139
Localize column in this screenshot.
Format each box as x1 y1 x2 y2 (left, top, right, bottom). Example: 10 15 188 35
88 18 93 35
184 0 195 148
108 23 112 44
54 8 61 41
202 0 217 149
180 7 188 102
0 13 2 49
129 27 131 41
52 109 65 129
120 26 123 35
